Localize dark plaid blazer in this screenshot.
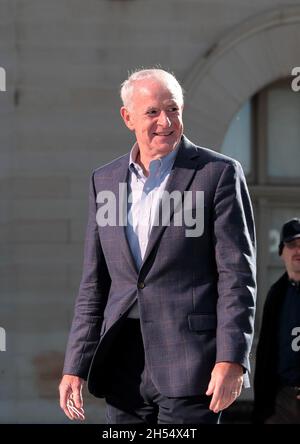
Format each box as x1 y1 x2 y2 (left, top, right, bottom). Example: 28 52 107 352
63 135 256 397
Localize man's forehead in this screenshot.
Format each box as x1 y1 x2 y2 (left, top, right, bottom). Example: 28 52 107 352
132 88 181 109
133 78 179 97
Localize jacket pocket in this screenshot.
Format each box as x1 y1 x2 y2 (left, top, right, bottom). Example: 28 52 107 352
188 313 217 332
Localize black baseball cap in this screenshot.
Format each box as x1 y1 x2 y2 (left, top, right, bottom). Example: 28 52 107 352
278 218 300 255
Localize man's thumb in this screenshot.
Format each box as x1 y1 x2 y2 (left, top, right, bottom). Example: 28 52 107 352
73 390 83 408
206 379 214 396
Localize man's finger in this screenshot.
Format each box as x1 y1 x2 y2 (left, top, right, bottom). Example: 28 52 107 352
206 379 214 396
212 388 240 412
209 385 223 412
64 400 76 420
72 386 83 409
67 403 85 421
59 376 85 421
59 383 68 409
62 405 74 421
59 384 73 419
59 383 79 420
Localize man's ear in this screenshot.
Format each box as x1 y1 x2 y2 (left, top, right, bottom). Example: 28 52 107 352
120 106 135 131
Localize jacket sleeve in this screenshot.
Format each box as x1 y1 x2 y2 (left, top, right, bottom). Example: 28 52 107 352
213 160 256 373
62 172 111 379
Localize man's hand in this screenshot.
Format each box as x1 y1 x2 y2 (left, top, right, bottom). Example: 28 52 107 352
206 362 243 413
59 374 85 421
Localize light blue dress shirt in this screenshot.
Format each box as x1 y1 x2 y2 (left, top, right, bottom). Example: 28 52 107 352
125 142 179 318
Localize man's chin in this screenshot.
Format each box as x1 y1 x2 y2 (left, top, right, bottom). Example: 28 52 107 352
152 139 179 152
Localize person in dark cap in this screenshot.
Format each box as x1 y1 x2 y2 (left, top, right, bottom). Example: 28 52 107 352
253 218 300 423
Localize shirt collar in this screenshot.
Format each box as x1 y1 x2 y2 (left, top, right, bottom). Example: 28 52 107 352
128 141 179 178
129 143 141 175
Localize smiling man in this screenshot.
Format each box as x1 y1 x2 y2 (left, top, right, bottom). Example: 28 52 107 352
59 68 256 424
254 218 300 424
120 73 183 165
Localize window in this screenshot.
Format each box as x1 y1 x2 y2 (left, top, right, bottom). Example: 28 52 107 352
220 100 252 176
266 84 300 179
219 78 300 328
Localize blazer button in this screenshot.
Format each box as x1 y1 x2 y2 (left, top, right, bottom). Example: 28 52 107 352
137 281 145 289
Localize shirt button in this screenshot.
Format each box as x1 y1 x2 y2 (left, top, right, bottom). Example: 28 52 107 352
137 282 145 289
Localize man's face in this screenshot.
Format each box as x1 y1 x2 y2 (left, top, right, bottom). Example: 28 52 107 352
120 79 183 157
281 238 300 278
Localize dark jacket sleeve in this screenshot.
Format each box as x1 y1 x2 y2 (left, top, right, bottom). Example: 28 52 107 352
62 172 111 379
213 160 256 373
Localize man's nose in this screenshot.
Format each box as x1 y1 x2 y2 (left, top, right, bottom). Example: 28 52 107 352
157 111 171 127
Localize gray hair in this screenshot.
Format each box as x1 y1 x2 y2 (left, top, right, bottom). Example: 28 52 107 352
120 68 184 110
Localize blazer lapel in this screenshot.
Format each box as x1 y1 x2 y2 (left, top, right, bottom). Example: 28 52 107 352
109 154 139 275
140 136 200 270
107 137 201 276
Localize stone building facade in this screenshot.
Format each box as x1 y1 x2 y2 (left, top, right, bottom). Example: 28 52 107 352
1 0 300 423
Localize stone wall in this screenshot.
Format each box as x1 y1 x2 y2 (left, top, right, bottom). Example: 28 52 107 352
1 0 299 423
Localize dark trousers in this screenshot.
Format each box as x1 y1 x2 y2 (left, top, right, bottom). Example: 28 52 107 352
265 386 300 424
103 318 221 424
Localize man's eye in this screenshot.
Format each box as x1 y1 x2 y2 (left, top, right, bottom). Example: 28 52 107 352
169 107 179 112
147 110 157 115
